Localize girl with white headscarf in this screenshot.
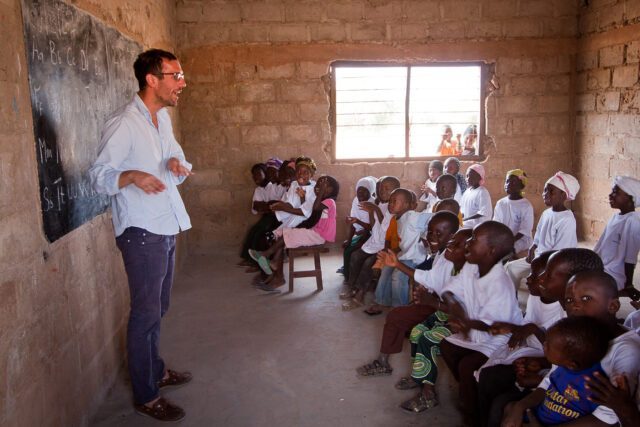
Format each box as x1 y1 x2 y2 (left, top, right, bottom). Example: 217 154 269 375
594 176 640 294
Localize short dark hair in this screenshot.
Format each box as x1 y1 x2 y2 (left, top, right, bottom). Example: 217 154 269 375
430 211 460 234
547 316 613 370
391 188 413 204
251 163 267 174
475 220 515 260
323 175 340 200
434 198 460 215
553 248 604 277
381 176 401 188
133 49 178 90
569 270 619 299
429 160 444 173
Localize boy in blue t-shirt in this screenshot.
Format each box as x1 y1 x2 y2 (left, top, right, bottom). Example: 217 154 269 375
502 316 614 426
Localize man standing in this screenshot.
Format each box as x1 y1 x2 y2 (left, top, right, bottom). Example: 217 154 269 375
90 49 192 422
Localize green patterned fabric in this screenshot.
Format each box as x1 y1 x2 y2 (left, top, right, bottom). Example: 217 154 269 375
409 311 452 386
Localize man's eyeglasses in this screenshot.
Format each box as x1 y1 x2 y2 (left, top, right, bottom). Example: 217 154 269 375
156 72 185 81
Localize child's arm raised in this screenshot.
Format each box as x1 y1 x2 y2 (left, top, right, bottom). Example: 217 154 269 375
359 201 383 223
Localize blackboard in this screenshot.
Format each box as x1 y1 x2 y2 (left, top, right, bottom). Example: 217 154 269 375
21 0 142 242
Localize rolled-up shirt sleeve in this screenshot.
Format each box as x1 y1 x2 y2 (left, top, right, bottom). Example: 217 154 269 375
89 117 132 196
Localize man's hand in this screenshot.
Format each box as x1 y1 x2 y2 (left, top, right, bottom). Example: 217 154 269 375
126 171 166 194
166 157 193 178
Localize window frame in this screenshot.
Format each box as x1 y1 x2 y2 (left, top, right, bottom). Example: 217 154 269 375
329 61 488 163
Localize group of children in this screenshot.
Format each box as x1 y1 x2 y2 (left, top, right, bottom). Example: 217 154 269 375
238 154 640 426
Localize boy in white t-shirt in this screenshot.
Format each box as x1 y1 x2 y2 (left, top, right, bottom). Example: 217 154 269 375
505 171 580 291
419 160 443 212
460 163 493 229
593 176 640 298
437 221 524 423
493 169 534 256
366 189 430 314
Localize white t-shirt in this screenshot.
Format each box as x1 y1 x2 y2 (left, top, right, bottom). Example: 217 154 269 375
264 182 286 202
593 212 640 291
538 330 640 425
414 251 454 295
349 196 373 232
444 263 523 356
624 310 640 335
460 186 493 229
361 203 391 254
275 180 316 228
397 211 431 263
493 197 534 254
251 186 267 215
476 296 566 378
533 209 577 256
419 179 438 212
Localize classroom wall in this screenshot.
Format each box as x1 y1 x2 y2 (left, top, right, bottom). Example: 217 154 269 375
0 0 176 425
175 0 579 251
575 0 640 242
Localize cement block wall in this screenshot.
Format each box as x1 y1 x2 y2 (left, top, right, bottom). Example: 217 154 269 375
575 0 640 241
176 0 580 252
0 0 177 425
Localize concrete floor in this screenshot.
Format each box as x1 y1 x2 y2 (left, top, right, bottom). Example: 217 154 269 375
91 248 637 427
91 249 464 426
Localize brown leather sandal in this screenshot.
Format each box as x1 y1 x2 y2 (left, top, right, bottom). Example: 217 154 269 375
135 397 185 422
158 369 193 389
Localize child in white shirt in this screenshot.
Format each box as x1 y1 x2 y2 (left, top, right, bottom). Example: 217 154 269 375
460 163 493 229
493 169 534 256
593 176 640 297
419 160 443 212
505 171 580 291
271 156 317 229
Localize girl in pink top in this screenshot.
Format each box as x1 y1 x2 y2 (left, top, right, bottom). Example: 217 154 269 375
249 175 339 291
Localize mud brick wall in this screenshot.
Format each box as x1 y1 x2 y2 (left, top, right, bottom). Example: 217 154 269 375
0 1 177 425
575 0 640 241
175 0 579 251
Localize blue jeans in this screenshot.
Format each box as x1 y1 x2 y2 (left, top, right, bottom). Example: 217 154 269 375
375 260 416 307
116 227 176 405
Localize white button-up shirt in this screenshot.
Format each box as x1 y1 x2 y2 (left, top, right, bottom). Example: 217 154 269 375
89 95 191 237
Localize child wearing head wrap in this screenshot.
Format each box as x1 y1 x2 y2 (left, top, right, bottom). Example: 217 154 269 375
593 176 640 296
339 177 377 280
459 163 493 229
493 169 534 255
505 171 580 291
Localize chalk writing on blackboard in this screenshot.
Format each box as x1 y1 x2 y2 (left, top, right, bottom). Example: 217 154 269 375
21 0 142 242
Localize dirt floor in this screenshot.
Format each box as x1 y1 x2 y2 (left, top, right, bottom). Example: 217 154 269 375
90 248 637 426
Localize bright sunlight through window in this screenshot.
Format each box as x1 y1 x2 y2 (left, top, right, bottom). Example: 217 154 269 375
333 63 483 160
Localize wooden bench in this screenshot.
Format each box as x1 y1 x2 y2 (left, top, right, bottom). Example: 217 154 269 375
287 245 330 292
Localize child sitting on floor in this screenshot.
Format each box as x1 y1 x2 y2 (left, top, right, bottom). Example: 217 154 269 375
249 175 339 292
593 175 640 298
355 212 461 375
419 160 443 212
460 163 493 229
340 177 401 307
438 221 524 423
339 176 377 280
365 189 430 315
505 171 580 291
501 316 614 427
493 169 534 257
270 156 317 228
478 248 604 427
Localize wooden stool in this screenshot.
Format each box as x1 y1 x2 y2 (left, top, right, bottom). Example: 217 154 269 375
287 245 330 292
